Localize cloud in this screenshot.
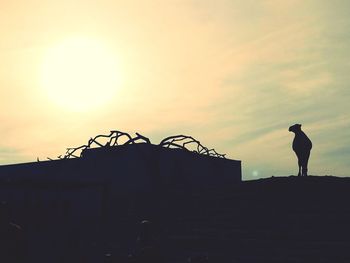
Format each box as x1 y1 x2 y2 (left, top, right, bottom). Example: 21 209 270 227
0 0 350 179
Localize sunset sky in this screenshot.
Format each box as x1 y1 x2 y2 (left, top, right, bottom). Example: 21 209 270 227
1 0 349 179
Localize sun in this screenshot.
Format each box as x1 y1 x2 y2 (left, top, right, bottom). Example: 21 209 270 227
41 37 121 112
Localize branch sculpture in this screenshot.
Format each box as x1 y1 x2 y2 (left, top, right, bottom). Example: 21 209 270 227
159 135 226 158
50 130 225 160
57 130 151 159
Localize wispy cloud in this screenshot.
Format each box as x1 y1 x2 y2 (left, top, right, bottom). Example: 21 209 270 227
0 1 350 179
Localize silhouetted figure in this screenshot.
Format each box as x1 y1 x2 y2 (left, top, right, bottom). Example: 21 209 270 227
188 255 209 262
0 202 26 263
289 124 312 176
128 220 163 263
104 253 113 263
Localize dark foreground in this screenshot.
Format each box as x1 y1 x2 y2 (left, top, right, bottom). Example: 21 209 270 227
3 175 350 262
149 175 350 263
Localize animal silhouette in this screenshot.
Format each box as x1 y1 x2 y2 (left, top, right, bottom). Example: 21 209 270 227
288 124 312 176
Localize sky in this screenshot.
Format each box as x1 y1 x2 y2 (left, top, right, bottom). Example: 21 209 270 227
0 0 349 180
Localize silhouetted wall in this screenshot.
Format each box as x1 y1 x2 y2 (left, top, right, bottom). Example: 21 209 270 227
0 143 241 263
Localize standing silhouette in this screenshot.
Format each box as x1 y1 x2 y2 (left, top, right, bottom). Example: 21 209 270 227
288 124 312 176
128 220 164 263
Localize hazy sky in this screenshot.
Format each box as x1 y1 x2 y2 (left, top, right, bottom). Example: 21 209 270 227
1 0 349 179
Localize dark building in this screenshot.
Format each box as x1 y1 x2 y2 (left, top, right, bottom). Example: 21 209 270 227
0 137 241 263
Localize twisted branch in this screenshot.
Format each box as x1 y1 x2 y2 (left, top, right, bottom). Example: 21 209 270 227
159 135 225 158
50 131 225 160
56 131 151 159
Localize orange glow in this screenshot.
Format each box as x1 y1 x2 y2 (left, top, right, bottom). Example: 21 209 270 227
40 37 121 112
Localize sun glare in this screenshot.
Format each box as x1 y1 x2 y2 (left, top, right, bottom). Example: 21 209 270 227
41 37 121 112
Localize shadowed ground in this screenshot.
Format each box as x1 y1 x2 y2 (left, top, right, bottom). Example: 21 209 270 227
2 173 350 262
157 176 350 262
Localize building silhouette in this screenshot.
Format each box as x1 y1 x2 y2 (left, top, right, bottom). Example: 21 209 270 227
0 132 241 263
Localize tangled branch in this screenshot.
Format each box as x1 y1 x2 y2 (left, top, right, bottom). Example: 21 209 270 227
57 130 151 159
159 135 226 158
51 131 225 160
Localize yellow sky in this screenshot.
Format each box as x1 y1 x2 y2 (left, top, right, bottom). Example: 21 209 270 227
1 0 350 179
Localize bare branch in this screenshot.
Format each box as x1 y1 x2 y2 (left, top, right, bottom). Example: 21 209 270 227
49 130 152 160
159 135 225 158
49 130 225 160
